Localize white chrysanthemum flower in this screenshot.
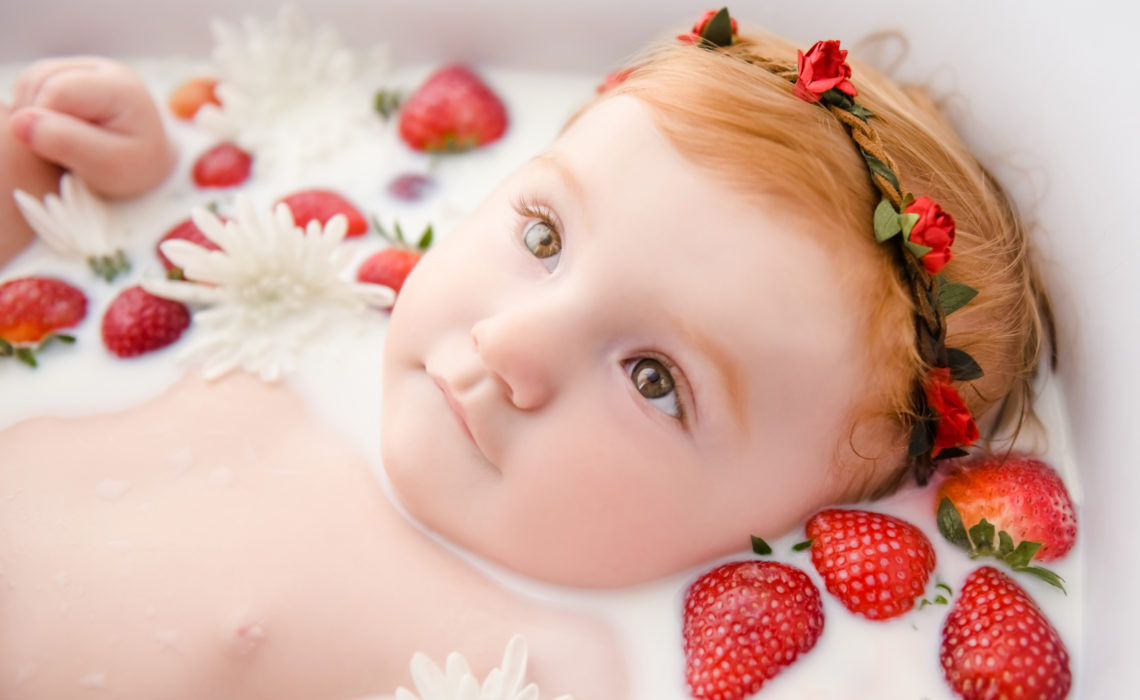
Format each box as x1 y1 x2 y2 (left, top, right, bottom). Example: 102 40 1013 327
364 636 571 700
13 174 128 279
142 195 393 382
195 5 388 171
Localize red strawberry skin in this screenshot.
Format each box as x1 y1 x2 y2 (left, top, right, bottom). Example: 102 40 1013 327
101 286 191 358
157 217 222 272
398 65 508 153
806 508 936 620
192 142 252 188
357 249 423 304
683 561 824 700
936 454 1077 561
941 566 1071 700
0 276 87 344
278 189 368 237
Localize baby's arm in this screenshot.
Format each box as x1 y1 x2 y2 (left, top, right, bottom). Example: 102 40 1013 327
2 57 176 268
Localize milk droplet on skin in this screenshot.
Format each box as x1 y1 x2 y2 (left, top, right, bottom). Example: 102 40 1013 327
95 479 131 501
208 466 236 487
166 446 194 473
15 664 36 686
79 671 107 689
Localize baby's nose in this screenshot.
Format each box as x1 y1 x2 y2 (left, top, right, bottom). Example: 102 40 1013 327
471 304 569 411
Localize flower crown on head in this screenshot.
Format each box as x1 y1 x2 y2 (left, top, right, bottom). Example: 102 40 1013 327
678 8 983 484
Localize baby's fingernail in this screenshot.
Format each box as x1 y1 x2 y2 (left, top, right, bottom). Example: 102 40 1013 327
9 109 39 144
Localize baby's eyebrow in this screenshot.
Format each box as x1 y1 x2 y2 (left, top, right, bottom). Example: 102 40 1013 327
531 151 584 203
663 307 749 434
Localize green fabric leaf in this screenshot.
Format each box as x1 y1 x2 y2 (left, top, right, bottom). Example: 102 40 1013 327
908 420 934 457
847 103 874 121
939 280 978 315
862 154 900 191
904 238 933 260
948 348 984 381
750 535 772 556
969 518 996 553
934 446 968 460
899 212 920 238
873 199 901 242
936 498 971 551
701 8 735 47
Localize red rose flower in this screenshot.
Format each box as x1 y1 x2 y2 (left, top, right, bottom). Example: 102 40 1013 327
905 195 956 273
924 367 979 456
794 40 857 103
677 8 738 44
597 67 634 94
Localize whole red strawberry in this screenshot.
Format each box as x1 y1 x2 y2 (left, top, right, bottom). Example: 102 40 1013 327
278 189 368 238
0 276 87 344
941 566 1071 700
101 286 191 358
192 142 252 188
805 508 936 620
357 221 433 307
156 217 223 273
683 560 824 700
936 454 1077 563
398 65 508 153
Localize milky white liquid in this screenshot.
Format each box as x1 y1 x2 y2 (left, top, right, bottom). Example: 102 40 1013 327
0 54 1083 700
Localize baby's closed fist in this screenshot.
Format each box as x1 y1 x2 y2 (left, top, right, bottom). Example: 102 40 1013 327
8 57 176 199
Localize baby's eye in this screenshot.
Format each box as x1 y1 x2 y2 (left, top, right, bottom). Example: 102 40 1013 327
523 220 562 270
628 357 682 419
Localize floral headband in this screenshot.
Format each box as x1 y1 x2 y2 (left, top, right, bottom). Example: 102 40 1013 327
678 8 982 484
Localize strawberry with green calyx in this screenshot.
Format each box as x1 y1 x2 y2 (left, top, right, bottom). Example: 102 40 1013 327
805 508 936 620
277 189 368 238
357 219 433 306
398 65 508 153
0 276 87 367
683 559 824 700
941 566 1071 700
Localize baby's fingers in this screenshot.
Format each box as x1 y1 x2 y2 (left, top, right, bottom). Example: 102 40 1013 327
11 57 105 110
10 107 173 198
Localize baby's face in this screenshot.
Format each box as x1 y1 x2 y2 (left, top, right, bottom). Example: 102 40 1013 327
382 96 867 587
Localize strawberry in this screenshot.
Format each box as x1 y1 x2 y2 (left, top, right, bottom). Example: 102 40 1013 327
157 217 223 274
683 560 824 700
192 142 252 188
169 76 221 120
277 189 368 238
398 65 508 153
387 173 435 202
101 285 191 358
936 454 1076 562
941 566 1071 700
805 508 936 620
357 221 433 306
0 276 87 366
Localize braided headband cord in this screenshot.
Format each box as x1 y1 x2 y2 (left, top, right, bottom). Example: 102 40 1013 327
680 10 980 485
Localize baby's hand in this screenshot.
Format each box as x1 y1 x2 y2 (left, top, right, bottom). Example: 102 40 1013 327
8 57 176 199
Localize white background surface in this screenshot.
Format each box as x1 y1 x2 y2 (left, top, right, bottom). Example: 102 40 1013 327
3 1 1138 696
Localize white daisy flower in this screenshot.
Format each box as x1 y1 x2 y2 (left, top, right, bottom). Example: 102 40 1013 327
13 174 129 280
142 195 393 382
366 635 571 700
195 4 389 172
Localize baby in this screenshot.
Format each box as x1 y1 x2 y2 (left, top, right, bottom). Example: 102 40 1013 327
0 10 1052 700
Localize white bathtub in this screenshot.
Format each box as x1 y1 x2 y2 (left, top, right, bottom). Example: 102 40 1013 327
3 1 1137 697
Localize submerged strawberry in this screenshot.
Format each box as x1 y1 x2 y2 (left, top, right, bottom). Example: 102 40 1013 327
278 189 368 237
156 217 223 274
101 286 191 358
683 560 824 699
169 76 221 120
806 508 936 620
941 566 1071 700
192 142 252 188
357 220 433 307
398 65 508 153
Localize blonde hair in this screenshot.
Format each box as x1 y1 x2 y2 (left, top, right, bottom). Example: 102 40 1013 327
596 31 1053 499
